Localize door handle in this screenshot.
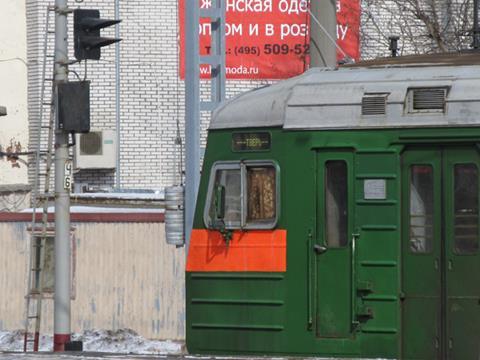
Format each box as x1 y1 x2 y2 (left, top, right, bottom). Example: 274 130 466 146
313 244 328 254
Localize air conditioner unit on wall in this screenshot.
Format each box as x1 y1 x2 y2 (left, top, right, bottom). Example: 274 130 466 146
74 130 116 169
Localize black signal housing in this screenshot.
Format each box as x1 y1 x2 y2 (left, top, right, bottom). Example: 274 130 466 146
74 9 121 61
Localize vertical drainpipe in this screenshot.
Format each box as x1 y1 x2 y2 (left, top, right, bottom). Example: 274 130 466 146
309 0 337 67
115 0 121 189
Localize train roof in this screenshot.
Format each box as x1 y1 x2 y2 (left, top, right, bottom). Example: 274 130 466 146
211 52 480 131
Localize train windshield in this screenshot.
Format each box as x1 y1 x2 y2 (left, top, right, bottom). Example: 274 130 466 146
210 168 242 227
205 161 278 229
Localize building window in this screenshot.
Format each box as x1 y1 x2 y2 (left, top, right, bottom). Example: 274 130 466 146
28 229 76 299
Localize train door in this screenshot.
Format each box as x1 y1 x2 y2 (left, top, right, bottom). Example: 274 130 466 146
402 147 480 360
315 151 354 339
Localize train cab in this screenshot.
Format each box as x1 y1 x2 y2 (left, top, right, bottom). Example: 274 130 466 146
185 53 480 359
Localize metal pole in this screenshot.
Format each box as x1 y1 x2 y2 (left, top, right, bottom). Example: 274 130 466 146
474 0 480 49
210 0 226 105
184 0 200 252
53 0 71 352
309 0 337 67
115 0 121 188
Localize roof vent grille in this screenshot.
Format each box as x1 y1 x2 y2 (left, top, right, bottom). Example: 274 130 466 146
409 88 447 113
362 94 388 116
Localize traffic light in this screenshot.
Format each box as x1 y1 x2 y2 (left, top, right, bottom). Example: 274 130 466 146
73 9 121 61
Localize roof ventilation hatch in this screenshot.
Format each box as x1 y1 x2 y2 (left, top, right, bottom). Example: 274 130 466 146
362 94 388 116
408 87 448 113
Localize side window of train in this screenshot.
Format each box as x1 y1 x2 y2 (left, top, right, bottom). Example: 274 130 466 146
325 161 348 248
205 161 279 230
207 164 242 228
246 165 277 225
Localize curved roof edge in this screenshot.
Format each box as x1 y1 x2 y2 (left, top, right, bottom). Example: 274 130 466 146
210 73 310 130
211 56 480 131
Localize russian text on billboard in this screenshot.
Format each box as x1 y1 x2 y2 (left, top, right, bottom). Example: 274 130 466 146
179 0 360 79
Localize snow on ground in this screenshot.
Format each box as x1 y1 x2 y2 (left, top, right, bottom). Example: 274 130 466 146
0 330 386 360
0 329 183 355
73 329 182 354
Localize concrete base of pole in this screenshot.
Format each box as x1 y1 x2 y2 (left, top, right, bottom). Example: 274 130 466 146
65 341 83 352
33 332 39 352
53 334 71 352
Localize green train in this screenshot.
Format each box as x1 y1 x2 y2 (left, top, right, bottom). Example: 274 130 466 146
185 53 480 359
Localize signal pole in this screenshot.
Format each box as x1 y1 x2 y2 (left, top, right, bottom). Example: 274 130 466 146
184 0 200 253
184 0 225 252
53 0 72 351
310 0 337 67
474 0 480 49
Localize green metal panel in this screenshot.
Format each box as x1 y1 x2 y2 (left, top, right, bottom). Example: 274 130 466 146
353 150 401 359
401 149 442 359
315 151 354 338
187 127 480 359
443 148 480 360
401 147 480 360
186 273 287 354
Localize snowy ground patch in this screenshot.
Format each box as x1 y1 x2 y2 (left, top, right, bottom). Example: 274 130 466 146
0 329 183 355
72 329 183 354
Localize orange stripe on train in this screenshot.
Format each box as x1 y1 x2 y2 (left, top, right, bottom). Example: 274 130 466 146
186 229 287 272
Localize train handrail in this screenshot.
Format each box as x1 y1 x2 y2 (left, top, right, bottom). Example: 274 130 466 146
351 231 360 330
307 229 313 330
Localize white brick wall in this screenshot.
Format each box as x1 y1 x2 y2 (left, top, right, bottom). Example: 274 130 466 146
0 2 29 186
26 0 474 192
26 0 275 191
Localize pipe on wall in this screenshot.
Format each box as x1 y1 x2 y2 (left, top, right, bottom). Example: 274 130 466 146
115 0 121 189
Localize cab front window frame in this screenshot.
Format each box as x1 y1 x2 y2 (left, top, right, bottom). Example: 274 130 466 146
204 160 280 230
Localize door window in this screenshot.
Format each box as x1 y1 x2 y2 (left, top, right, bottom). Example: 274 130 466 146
454 164 479 254
409 165 434 253
325 161 348 248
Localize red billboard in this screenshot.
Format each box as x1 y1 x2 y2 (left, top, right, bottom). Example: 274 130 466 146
179 0 360 79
